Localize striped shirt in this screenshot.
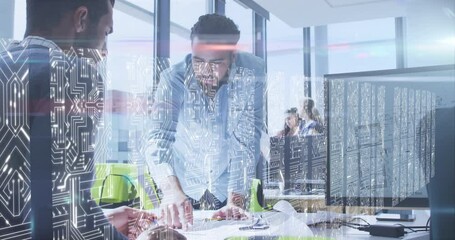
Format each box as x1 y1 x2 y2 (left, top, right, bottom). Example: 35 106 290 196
145 52 266 202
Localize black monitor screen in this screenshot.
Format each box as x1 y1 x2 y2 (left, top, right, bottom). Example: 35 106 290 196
267 135 326 195
325 65 455 208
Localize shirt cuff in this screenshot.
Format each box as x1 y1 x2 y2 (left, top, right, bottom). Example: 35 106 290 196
147 162 175 189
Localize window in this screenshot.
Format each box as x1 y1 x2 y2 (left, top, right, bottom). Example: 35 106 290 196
266 14 304 134
327 18 396 74
405 1 455 67
309 18 397 113
225 1 253 53
169 0 206 63
105 3 155 164
11 0 25 40
108 9 154 90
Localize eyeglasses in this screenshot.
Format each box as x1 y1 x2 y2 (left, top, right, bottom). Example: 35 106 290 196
192 58 229 72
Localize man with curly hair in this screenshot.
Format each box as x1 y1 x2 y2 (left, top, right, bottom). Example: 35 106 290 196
146 14 266 230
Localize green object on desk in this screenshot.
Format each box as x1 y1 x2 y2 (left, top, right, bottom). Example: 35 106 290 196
225 237 334 240
91 163 160 210
249 179 266 212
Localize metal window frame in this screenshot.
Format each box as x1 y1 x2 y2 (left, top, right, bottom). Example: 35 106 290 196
303 27 312 97
208 0 226 15
253 11 268 129
253 13 267 64
234 0 269 20
395 17 407 69
153 0 171 87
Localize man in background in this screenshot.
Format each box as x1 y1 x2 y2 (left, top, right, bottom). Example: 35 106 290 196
146 14 266 229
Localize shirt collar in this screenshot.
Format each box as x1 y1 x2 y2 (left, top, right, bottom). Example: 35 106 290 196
11 36 61 51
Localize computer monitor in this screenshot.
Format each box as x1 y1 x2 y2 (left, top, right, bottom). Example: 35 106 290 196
324 65 455 209
267 135 326 195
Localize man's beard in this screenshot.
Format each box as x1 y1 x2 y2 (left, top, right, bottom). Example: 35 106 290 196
197 75 219 98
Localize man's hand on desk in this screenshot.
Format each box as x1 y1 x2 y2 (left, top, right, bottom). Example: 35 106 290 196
212 204 248 220
159 176 194 230
104 206 157 237
212 192 248 220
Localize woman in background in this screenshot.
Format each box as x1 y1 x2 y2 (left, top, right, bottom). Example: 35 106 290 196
299 98 323 136
276 107 301 137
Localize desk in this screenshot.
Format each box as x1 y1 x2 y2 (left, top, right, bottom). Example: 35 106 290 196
179 210 430 240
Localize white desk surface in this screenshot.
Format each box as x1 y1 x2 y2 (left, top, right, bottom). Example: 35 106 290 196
177 210 430 240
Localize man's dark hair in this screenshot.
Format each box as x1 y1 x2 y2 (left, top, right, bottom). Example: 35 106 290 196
190 14 240 45
26 0 115 35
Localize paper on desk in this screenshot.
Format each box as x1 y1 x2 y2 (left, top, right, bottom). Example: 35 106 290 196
270 200 314 237
304 211 351 225
272 200 297 214
273 200 351 226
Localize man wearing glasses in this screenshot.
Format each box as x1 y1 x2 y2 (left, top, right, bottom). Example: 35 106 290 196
145 14 266 229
